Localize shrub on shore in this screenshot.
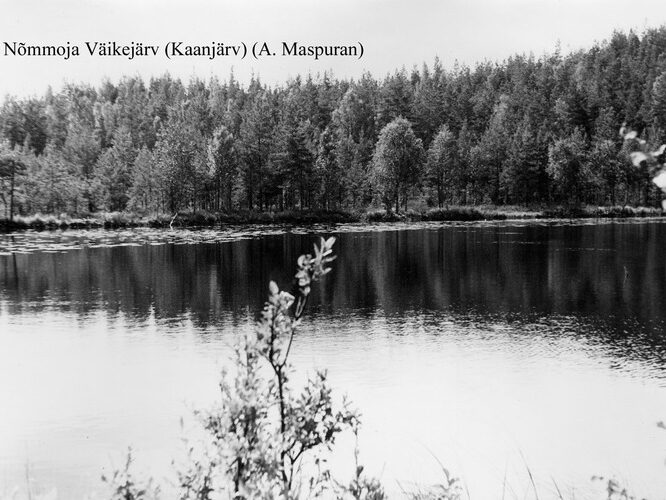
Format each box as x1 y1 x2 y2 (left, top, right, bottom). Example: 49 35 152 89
2 203 664 233
542 205 663 218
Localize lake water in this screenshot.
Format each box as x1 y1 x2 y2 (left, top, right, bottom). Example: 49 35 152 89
1 220 666 500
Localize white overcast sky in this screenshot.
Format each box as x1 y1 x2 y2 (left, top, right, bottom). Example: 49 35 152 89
0 0 665 98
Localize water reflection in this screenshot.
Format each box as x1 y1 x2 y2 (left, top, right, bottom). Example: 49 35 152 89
2 221 666 360
1 220 666 499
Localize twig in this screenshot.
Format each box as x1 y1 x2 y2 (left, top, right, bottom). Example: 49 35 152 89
551 477 564 500
519 450 539 500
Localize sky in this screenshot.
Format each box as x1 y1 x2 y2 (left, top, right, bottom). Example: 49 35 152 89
0 0 666 97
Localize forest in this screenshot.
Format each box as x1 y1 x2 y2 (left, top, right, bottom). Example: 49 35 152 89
2 27 666 221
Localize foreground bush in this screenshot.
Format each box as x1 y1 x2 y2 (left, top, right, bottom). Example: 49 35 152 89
104 237 388 500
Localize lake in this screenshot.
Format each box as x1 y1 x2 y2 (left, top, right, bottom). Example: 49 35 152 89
1 220 666 499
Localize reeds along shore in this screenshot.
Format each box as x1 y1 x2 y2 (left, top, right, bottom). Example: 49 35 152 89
0 205 663 232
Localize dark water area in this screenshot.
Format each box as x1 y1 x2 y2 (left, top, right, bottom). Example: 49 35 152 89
1 220 666 499
2 221 666 358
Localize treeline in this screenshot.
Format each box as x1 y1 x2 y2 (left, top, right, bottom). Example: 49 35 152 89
3 27 666 218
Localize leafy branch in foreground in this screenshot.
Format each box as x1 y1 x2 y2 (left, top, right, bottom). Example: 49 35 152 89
585 128 666 500
621 125 666 209
106 236 384 500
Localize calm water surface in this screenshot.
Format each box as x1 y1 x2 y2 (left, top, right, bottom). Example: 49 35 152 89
1 220 666 499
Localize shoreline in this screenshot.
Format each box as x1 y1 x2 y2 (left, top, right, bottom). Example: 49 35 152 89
0 205 663 233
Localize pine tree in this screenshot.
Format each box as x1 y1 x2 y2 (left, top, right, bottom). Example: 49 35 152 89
426 125 456 207
96 127 136 211
128 147 163 213
208 125 239 212
547 128 590 205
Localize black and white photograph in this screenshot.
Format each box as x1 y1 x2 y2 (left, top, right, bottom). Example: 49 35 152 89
2 0 666 498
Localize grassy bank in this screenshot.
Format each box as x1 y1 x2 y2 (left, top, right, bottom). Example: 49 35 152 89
0 205 663 232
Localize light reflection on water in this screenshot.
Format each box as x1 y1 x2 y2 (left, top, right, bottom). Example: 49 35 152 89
1 221 666 499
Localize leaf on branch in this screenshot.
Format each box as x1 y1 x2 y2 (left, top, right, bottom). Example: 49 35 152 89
280 291 295 304
297 274 309 287
630 151 649 166
653 170 666 189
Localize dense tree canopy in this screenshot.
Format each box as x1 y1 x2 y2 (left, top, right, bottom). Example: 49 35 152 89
3 27 666 217
427 125 457 208
372 118 425 212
